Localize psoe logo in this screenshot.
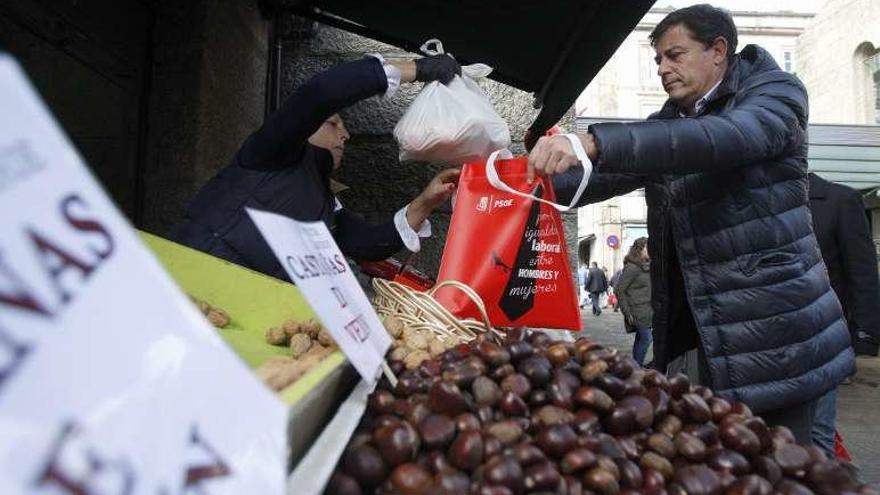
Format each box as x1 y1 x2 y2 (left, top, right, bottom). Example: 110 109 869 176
476 196 490 212
493 198 514 208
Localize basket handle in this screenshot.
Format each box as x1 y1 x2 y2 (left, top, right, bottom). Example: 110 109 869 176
429 280 494 335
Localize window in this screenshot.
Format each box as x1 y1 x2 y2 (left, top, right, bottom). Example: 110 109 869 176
639 42 661 87
783 50 793 73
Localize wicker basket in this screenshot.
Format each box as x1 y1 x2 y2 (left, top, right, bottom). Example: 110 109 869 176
371 279 499 346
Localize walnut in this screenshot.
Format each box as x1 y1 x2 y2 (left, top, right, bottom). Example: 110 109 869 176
428 339 446 357
390 345 409 361
283 320 301 337
385 315 405 339
404 332 428 351
404 350 431 370
206 308 230 328
265 326 288 345
289 333 313 359
317 329 335 347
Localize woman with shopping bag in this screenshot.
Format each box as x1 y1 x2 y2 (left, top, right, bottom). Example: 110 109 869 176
616 238 653 366
170 52 461 281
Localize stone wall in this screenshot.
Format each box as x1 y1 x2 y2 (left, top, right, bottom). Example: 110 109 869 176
280 22 579 279
142 0 267 233
796 0 880 124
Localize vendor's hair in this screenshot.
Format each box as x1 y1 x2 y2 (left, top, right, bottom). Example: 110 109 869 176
624 237 649 265
650 4 738 61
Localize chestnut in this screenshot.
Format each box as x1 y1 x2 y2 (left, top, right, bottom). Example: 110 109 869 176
708 448 750 476
724 474 773 495
472 376 503 407
454 412 481 432
752 455 783 485
477 340 511 367
524 462 562 491
603 405 637 436
325 470 362 495
499 391 529 417
580 360 609 383
342 444 387 488
490 363 516 381
373 421 420 467
533 405 575 429
673 431 708 462
773 443 811 476
572 409 601 436
647 432 677 459
640 452 674 480
616 458 644 490
485 420 523 446
506 341 534 362
428 381 468 415
672 465 721 495
500 373 532 398
583 467 620 495
619 395 655 430
518 355 552 386
719 421 761 457
667 373 691 398
418 414 456 449
561 448 598 474
536 424 578 458
594 373 627 399
448 430 484 471
546 343 571 367
573 386 615 414
513 443 548 466
483 455 524 491
681 393 713 423
389 463 432 495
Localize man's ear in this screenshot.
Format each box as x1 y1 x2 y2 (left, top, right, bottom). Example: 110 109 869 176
712 36 729 65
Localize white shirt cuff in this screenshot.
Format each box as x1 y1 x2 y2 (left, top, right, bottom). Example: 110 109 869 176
366 53 402 98
394 205 432 252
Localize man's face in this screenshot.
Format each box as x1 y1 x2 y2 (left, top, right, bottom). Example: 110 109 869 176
308 114 349 169
654 24 727 110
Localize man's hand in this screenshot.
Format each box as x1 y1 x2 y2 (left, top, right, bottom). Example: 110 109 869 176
406 168 460 229
415 54 461 84
526 133 598 183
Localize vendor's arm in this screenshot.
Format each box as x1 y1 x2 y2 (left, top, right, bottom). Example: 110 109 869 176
237 54 458 171
335 168 459 260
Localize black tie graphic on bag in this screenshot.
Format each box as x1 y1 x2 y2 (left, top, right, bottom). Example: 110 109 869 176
498 184 543 320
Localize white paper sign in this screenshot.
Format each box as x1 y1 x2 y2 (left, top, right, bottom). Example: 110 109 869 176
0 54 286 494
246 209 392 383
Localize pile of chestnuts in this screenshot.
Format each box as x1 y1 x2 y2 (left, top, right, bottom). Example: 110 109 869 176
324 329 873 495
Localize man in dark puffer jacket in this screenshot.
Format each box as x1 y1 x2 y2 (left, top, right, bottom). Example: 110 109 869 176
544 4 854 443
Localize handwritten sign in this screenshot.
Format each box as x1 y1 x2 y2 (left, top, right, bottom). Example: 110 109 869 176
0 53 286 494
247 209 392 383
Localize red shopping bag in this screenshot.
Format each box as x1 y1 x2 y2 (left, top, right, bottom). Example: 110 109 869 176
433 149 587 330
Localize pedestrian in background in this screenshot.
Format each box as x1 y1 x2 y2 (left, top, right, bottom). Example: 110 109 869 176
617 237 653 366
585 261 608 316
577 263 590 309
808 172 880 457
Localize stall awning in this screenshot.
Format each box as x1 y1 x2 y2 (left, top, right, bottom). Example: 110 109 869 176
265 0 655 137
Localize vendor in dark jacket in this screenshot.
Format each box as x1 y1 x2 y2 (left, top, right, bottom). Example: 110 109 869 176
544 4 854 443
170 53 461 281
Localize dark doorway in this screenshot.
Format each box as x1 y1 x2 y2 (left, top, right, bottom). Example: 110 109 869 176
0 1 154 222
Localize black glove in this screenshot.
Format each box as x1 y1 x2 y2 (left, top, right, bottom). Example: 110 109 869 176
415 54 461 84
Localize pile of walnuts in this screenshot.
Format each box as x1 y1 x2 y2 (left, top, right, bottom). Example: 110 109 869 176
265 318 337 358
383 315 463 371
189 295 231 328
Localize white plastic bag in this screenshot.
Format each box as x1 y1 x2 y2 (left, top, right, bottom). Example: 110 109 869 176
394 40 511 164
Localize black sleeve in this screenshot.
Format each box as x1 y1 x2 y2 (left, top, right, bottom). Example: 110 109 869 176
237 58 388 171
334 209 405 262
552 167 646 207
589 71 808 175
836 187 880 339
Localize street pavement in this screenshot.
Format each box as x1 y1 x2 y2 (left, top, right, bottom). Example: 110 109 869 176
571 307 880 485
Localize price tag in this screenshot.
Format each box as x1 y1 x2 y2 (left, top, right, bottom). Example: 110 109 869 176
0 53 286 494
247 209 392 384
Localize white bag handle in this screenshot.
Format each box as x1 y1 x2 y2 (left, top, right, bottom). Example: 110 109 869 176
420 38 493 79
484 134 592 212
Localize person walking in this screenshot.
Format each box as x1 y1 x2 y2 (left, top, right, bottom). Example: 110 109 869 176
616 238 653 366
585 261 608 316
808 172 880 457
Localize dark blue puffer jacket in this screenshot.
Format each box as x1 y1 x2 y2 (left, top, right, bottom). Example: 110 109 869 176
555 45 854 413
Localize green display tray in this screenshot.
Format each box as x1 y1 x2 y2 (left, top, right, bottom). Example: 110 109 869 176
139 231 346 405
